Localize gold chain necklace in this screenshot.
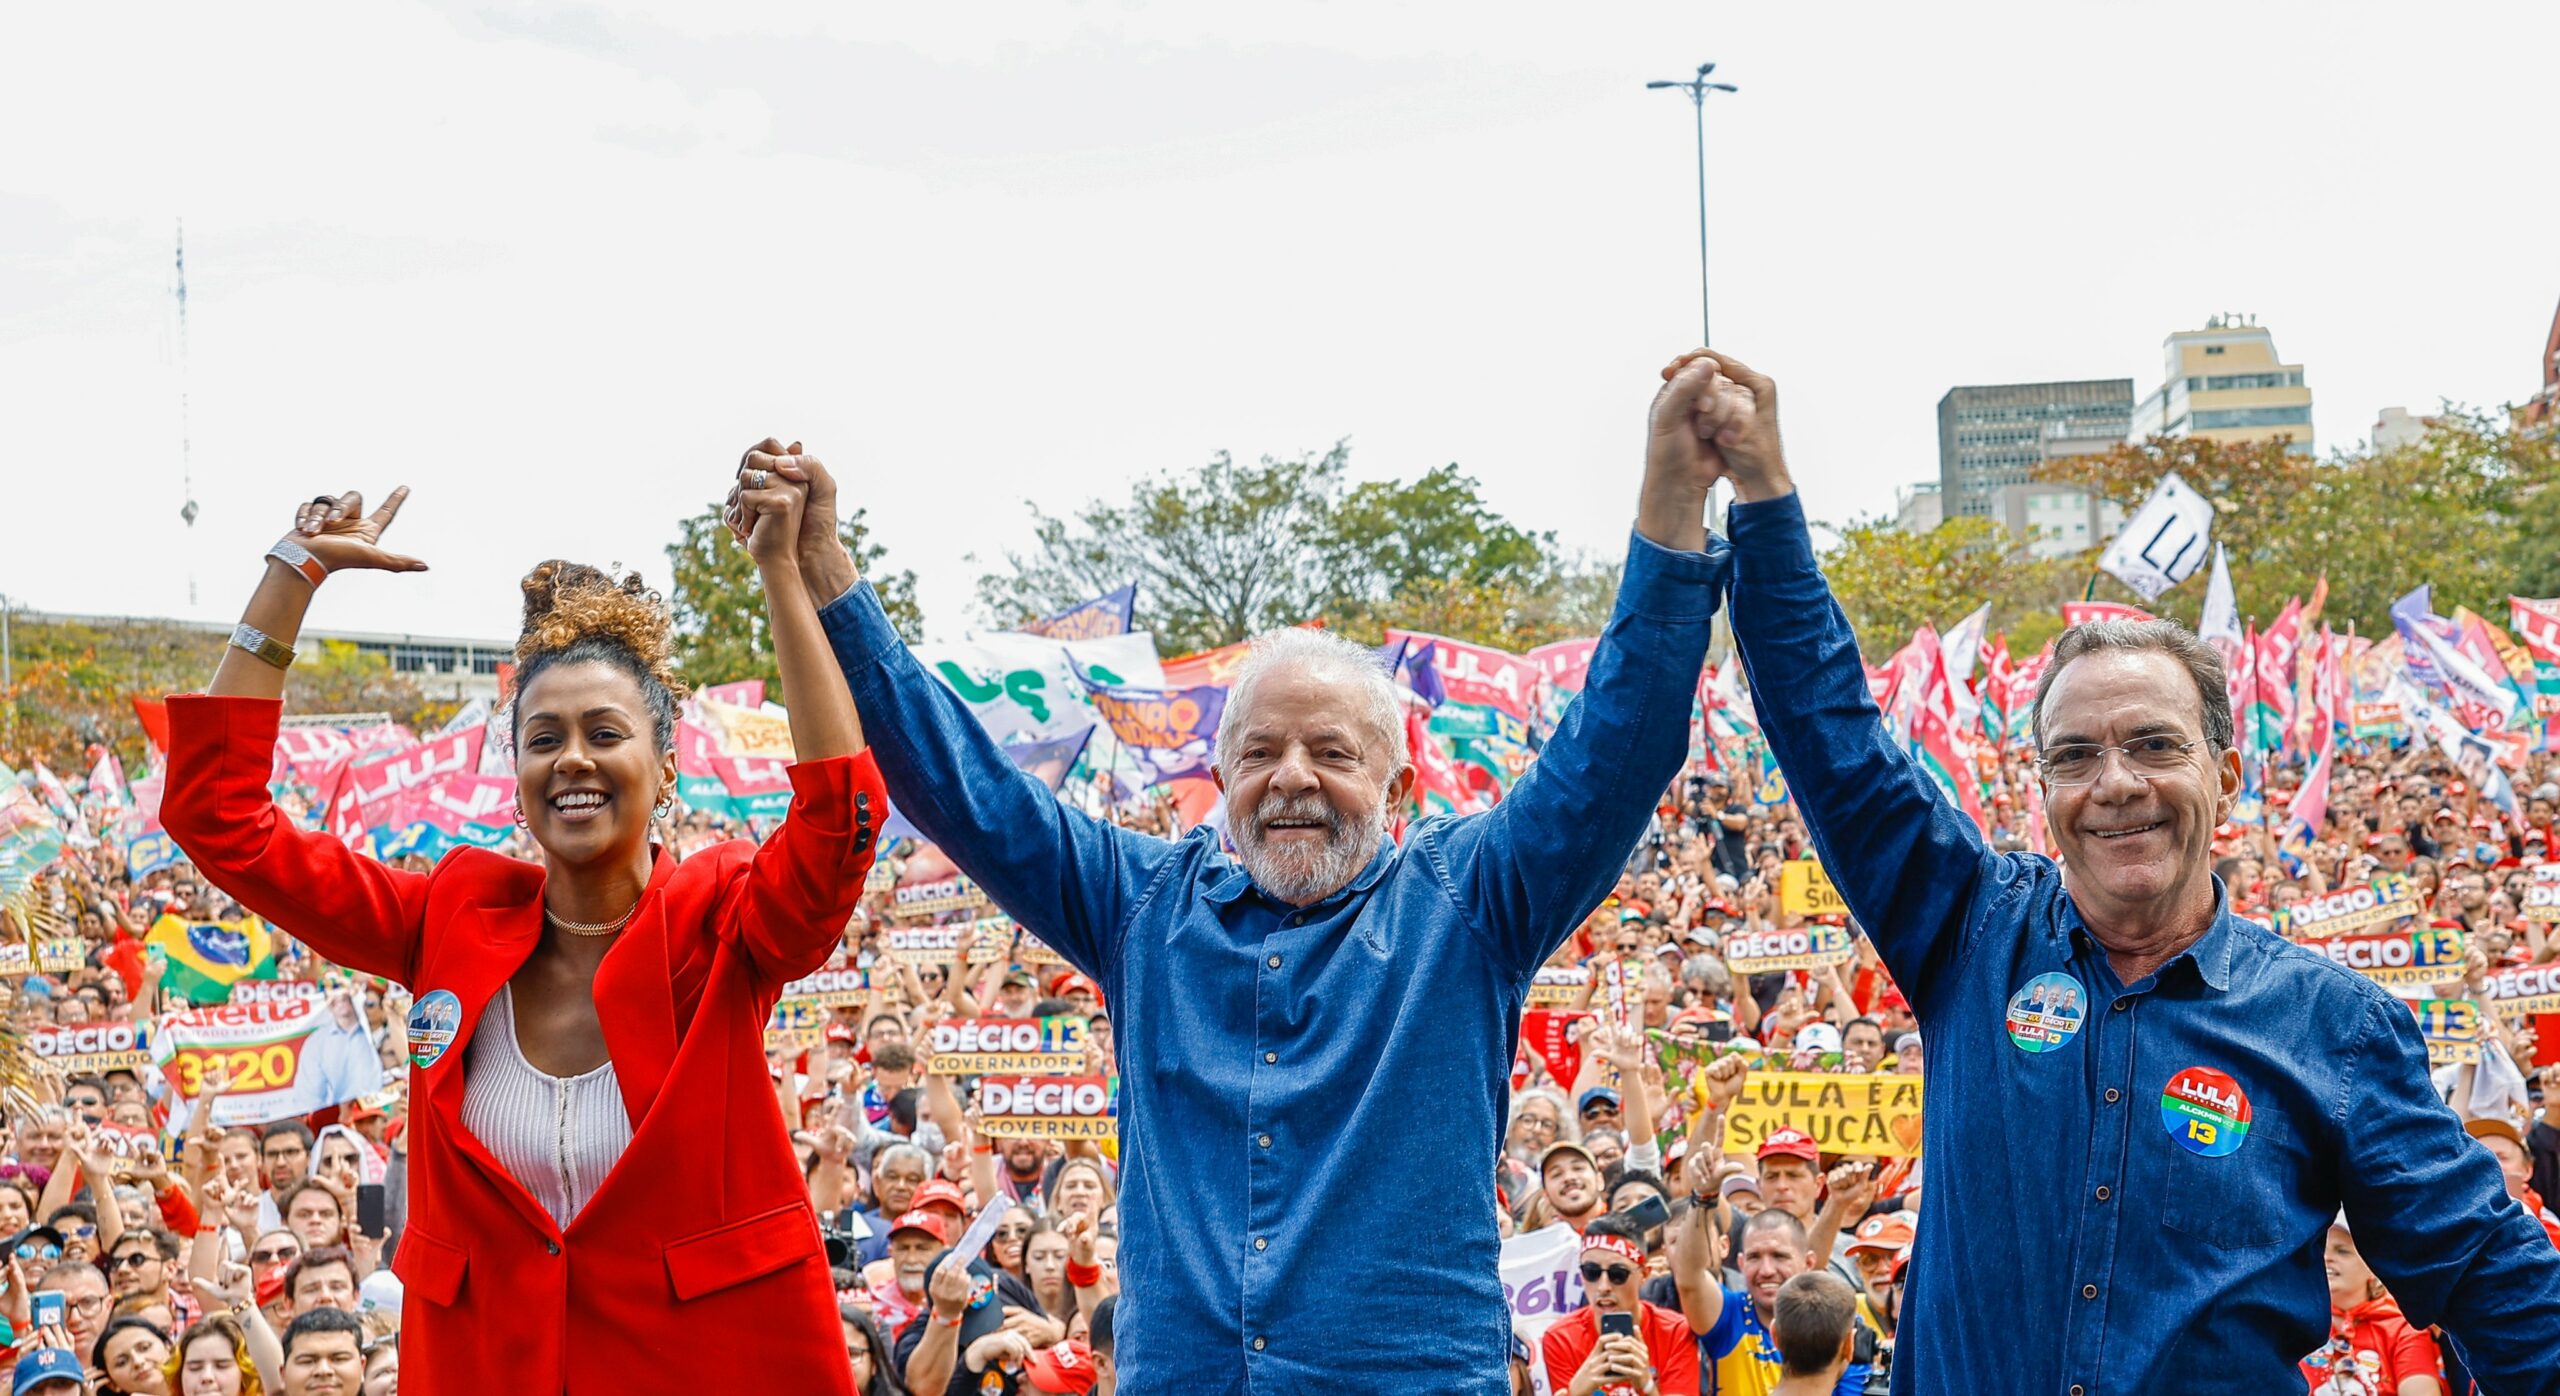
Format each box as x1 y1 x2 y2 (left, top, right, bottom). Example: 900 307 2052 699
544 902 638 937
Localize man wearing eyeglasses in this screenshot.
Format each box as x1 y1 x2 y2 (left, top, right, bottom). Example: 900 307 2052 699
103 1228 195 1331
1541 1211 1698 1396
28 1260 110 1382
1691 344 2560 1393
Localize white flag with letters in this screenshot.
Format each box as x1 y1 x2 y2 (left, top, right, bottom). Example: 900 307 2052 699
2097 472 2216 601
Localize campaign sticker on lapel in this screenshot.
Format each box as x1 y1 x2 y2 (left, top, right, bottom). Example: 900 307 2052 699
408 990 463 1070
2160 1065 2251 1157
2004 972 2087 1053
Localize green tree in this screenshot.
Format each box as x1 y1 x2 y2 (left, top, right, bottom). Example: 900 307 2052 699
977 446 1621 655
666 505 920 696
976 447 1348 656
1816 516 2079 664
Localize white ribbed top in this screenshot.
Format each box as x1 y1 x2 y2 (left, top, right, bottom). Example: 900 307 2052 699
458 985 633 1228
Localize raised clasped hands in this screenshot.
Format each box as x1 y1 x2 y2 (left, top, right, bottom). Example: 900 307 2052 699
1650 348 1788 504
289 487 430 573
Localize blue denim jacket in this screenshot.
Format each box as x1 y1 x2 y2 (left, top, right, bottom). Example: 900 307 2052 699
819 529 1728 1395
1727 491 2560 1395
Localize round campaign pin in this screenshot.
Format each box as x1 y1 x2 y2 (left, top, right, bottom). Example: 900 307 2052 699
2004 971 2088 1053
2160 1065 2252 1158
408 989 463 1070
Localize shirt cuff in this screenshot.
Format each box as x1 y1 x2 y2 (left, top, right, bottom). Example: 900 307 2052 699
816 581 902 673
1617 528 1728 625
1727 491 1816 567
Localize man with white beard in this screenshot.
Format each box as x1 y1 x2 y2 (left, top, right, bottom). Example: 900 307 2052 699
746 352 1736 1395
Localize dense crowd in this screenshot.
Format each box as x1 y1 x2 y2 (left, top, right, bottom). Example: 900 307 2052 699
4 712 2552 1394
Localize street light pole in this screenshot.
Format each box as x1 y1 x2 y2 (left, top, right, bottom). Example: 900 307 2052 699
1646 63 1738 346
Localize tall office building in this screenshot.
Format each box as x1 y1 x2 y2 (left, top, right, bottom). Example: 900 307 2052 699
2128 316 2314 451
1937 379 2136 519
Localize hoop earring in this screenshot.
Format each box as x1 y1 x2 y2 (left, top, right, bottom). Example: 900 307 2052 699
514 804 529 829
654 798 675 820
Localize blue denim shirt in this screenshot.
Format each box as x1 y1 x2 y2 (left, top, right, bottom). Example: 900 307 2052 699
819 530 1727 1395
1727 492 2560 1395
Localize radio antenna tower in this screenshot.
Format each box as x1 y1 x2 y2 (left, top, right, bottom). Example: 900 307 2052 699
175 220 199 604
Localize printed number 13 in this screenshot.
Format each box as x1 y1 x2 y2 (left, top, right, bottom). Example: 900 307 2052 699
2188 1119 2218 1145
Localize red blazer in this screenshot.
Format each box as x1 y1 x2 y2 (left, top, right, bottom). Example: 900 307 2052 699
163 695 880 1395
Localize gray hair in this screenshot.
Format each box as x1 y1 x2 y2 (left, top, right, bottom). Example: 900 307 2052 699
1214 627 1410 776
871 1142 932 1178
2029 619 2233 753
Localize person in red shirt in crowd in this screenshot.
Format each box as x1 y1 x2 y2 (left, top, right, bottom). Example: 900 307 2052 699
2299 1214 2444 1395
1542 1213 1699 1396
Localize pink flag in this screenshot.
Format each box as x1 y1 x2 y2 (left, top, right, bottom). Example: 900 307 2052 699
2061 601 2154 629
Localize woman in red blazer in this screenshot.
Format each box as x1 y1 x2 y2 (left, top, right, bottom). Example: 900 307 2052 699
161 477 880 1394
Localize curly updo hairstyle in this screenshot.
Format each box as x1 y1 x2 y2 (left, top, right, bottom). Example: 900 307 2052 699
511 561 689 754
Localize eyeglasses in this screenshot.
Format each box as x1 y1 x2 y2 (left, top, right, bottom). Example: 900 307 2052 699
1579 1262 1636 1285
109 1252 158 1271
993 1226 1033 1240
2035 736 2208 786
250 1246 301 1265
68 1293 109 1316
13 1243 59 1262
846 1345 873 1362
60 1224 96 1240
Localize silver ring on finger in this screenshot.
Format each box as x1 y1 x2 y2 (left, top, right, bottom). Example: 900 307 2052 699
746 468 768 490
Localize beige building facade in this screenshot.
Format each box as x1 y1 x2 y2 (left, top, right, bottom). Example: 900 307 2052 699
2128 315 2314 452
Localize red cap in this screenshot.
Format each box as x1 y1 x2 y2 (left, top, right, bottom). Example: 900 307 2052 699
888 1210 952 1245
1845 1212 1915 1255
1756 1127 1821 1163
1046 971 1101 1001
1025 1339 1099 1393
912 1179 969 1215
825 1021 859 1045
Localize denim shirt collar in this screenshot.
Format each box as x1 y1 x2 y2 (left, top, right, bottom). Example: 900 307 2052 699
2064 874 2237 994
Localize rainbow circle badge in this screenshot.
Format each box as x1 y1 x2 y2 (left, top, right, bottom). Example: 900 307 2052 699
2004 972 2087 1053
2160 1065 2251 1158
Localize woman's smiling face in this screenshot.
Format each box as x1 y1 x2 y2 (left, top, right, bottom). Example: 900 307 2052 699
513 661 677 867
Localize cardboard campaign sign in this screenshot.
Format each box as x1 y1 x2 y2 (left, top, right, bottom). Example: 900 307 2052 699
765 998 829 1055
928 1016 1089 1075
31 1021 154 1074
1723 924 1854 975
153 995 386 1128
895 877 989 918
2527 866 2560 925
1780 862 1848 919
2270 874 2424 939
885 925 971 964
2299 926 2466 993
91 1123 160 1176
1501 1223 1588 1386
1528 966 1588 1008
2412 998 2481 1066
967 917 1065 968
777 967 870 1009
2481 962 2560 1016
976 1075 1115 1139
1723 1071 1927 1158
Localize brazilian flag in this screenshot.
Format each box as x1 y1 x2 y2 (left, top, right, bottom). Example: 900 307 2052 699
145 914 280 1006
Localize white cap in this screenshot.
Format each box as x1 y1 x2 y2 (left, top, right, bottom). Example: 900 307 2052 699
359 1268 405 1317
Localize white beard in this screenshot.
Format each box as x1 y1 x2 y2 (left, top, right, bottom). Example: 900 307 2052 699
1230 787 1388 905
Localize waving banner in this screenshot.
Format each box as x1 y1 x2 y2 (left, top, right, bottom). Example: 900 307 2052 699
2096 471 2215 601
144 915 281 1005
154 992 385 1127
914 631 1165 745
1021 585 1138 642
1079 676 1227 783
1386 630 1537 721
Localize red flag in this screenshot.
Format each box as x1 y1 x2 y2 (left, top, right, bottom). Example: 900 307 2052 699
1519 1011 1594 1090
2061 601 2154 628
1909 630 1987 831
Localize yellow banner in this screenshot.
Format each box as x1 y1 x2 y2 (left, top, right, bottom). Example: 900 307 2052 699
1723 1071 1924 1157
2526 866 2560 925
1780 862 1847 918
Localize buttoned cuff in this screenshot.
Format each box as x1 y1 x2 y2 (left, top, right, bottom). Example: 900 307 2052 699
1728 491 1816 568
781 750 884 840
1617 528 1729 625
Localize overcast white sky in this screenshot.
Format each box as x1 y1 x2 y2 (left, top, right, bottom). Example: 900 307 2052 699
5 1 2555 644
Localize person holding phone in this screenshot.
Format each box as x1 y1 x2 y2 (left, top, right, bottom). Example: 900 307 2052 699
1541 1213 1698 1396
158 478 887 1394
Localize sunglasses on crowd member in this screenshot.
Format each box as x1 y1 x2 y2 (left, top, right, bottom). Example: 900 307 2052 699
1580 1262 1637 1285
250 1244 301 1265
13 1242 59 1263
993 1224 1034 1241
58 1224 95 1241
108 1252 157 1272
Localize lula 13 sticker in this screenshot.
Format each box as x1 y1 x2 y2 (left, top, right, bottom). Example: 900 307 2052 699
2160 1065 2252 1157
2004 971 2087 1053
408 990 463 1069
